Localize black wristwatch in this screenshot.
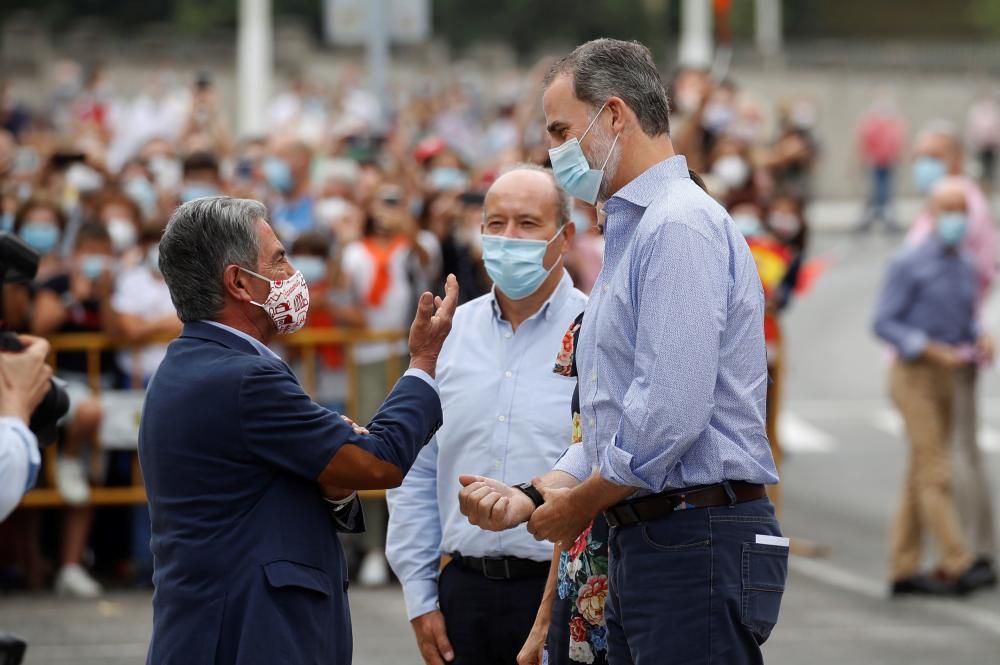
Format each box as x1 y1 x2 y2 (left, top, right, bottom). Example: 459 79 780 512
513 482 545 509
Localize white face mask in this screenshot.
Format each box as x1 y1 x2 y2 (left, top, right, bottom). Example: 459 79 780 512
712 155 750 189
106 218 138 253
239 267 310 335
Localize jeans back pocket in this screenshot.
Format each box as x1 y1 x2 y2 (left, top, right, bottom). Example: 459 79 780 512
740 542 788 644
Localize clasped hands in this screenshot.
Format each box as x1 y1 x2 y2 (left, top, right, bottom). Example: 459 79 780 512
457 475 595 547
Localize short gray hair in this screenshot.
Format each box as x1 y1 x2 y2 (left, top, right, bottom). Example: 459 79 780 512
494 163 572 228
159 197 265 322
544 38 670 137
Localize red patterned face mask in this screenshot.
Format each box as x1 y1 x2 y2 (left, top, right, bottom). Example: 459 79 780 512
239 267 310 335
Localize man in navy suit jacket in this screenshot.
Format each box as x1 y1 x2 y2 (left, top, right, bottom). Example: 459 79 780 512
140 197 457 665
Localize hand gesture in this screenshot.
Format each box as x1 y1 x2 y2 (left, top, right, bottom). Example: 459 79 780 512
0 335 53 423
408 274 459 378
457 475 534 532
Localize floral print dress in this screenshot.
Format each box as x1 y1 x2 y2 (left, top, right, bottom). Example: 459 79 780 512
546 314 610 665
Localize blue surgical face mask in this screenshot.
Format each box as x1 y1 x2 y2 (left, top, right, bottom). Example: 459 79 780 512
264 157 293 194
481 225 566 300
548 103 620 205
180 183 220 203
79 254 110 280
913 156 948 195
570 207 592 234
936 212 968 247
733 214 764 238
146 244 161 274
0 212 13 232
124 177 158 218
291 255 327 284
19 221 61 254
428 167 468 192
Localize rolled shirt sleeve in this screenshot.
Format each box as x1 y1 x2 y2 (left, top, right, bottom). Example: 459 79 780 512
599 223 725 492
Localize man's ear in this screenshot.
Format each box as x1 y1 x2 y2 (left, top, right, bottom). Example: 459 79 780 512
561 222 577 251
224 265 254 304
606 96 629 134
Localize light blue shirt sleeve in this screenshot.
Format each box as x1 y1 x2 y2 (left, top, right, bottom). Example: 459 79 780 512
0 417 40 522
599 223 726 491
386 436 443 620
552 440 591 482
403 368 439 394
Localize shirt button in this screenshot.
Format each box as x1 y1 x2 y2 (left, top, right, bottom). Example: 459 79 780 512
504 332 512 339
603 285 609 292
498 415 506 422
505 371 513 378
494 460 502 469
589 418 596 427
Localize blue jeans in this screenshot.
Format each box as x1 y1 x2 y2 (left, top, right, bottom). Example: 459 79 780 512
604 497 787 665
870 165 893 215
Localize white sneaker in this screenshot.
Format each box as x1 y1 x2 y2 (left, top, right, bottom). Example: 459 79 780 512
358 550 390 587
54 564 103 599
56 457 90 506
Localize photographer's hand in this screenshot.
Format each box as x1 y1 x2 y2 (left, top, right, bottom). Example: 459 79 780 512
0 335 53 423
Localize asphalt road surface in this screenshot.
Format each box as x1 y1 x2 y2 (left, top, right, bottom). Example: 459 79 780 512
1 232 998 664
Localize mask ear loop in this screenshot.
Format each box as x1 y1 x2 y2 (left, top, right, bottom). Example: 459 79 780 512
580 102 609 142
238 266 272 308
599 132 621 171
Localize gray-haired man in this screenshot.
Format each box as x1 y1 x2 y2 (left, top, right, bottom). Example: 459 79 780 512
140 197 457 665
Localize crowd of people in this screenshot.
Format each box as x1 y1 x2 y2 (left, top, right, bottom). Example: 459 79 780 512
0 56 818 601
0 32 996 665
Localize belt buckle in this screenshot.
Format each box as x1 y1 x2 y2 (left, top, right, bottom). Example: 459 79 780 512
607 502 641 528
481 557 511 580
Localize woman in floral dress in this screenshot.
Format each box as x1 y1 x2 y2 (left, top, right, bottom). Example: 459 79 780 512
517 313 610 665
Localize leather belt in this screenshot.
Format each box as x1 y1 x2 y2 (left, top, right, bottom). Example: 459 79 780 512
450 553 551 580
604 481 767 529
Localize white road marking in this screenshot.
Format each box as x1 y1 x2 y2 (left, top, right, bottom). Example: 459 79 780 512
872 408 1000 452
778 412 836 453
790 557 1000 639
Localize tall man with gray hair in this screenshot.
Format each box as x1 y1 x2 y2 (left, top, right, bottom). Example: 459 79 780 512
140 197 457 665
458 39 786 663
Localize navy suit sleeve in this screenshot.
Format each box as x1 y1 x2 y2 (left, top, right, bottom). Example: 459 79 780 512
239 362 442 482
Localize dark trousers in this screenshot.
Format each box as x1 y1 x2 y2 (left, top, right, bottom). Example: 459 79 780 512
439 561 548 665
604 497 787 665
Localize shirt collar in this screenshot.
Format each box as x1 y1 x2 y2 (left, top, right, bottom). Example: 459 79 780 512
201 320 281 360
489 269 573 324
605 154 690 212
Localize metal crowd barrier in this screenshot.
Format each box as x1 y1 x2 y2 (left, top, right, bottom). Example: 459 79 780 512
18 328 409 509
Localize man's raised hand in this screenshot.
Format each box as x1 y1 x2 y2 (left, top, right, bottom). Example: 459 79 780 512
408 274 459 378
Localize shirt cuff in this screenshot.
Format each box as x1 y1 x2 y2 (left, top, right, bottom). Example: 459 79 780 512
324 491 358 507
402 577 440 621
403 368 439 395
599 439 653 492
899 330 929 360
552 443 591 482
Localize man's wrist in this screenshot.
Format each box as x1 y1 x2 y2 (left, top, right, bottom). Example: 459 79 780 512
0 404 31 425
408 356 437 378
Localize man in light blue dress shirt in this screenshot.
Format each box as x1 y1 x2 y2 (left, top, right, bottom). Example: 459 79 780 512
458 40 786 664
386 166 587 665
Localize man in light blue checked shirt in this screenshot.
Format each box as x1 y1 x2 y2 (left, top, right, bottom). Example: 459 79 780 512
458 40 786 665
387 166 587 665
